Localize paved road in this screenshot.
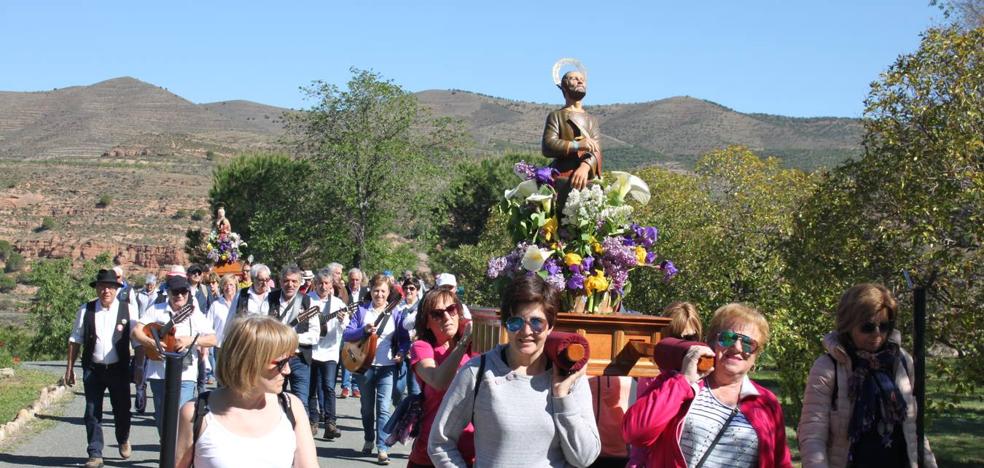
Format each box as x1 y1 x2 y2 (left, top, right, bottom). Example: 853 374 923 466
0 362 412 467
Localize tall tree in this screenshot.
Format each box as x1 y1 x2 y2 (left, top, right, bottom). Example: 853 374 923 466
284 68 468 267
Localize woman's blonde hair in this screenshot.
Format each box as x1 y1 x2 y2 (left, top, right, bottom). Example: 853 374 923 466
835 283 898 341
661 301 702 339
218 273 238 291
218 315 298 396
706 303 770 351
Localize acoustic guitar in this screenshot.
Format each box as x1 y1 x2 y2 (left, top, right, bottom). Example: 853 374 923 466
143 304 195 361
341 299 401 373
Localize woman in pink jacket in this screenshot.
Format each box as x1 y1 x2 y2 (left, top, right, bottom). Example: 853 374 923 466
622 303 792 468
798 283 935 467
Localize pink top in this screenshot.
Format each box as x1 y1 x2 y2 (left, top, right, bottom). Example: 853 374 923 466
410 339 476 465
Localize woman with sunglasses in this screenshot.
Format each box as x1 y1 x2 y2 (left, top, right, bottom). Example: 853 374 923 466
406 288 475 467
395 276 424 403
174 315 318 468
429 274 600 467
798 284 935 467
623 303 792 468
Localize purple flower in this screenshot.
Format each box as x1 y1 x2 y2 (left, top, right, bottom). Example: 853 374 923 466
514 161 536 179
545 273 566 291
567 272 586 290
660 260 679 282
632 224 658 248
487 256 508 279
581 256 594 272
544 258 561 275
534 167 559 186
645 251 658 265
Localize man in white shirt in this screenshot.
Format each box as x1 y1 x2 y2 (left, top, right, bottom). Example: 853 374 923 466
131 275 216 437
133 273 158 414
307 268 349 439
268 265 321 417
65 269 138 468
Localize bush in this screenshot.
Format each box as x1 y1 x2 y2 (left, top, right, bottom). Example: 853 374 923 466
27 254 111 359
206 150 216 161
39 216 56 231
0 240 11 261
0 274 15 293
190 209 208 221
96 194 112 208
173 209 190 220
3 252 24 273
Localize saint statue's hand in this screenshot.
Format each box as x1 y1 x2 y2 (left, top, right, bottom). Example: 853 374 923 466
581 137 601 155
571 163 591 190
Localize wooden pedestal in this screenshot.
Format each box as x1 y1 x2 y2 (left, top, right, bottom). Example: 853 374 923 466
470 308 670 377
213 261 245 281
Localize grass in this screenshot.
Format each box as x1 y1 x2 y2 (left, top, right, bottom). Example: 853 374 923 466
0 367 59 423
751 366 984 467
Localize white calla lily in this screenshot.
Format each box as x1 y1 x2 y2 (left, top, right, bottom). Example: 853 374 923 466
505 179 539 201
525 192 553 213
609 171 651 205
520 245 553 272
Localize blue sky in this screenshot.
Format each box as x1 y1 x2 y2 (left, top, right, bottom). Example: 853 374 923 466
0 1 942 117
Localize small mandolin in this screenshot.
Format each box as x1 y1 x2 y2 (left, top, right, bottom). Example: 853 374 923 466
143 303 195 361
341 299 402 374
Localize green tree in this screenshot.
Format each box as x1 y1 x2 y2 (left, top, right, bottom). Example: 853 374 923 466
785 26 984 403
27 254 111 359
207 152 332 270
284 68 468 267
4 251 25 273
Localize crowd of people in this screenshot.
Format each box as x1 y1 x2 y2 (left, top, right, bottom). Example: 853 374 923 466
65 256 935 468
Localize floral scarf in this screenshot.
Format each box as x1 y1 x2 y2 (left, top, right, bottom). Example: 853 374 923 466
847 342 908 452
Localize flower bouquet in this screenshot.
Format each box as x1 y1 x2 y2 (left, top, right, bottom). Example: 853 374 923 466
205 229 247 267
487 161 677 313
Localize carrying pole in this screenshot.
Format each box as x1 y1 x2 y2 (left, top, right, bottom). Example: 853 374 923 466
159 354 183 468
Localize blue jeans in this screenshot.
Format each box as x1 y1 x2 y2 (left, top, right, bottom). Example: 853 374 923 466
308 360 338 424
354 365 396 452
283 355 311 414
392 359 420 408
149 379 196 437
82 364 131 458
341 366 359 392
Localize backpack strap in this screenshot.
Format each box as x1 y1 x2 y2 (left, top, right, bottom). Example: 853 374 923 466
470 353 487 423
278 391 296 429
826 353 838 411
191 391 212 464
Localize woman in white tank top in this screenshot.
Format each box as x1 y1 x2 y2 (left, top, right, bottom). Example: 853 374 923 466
174 316 319 468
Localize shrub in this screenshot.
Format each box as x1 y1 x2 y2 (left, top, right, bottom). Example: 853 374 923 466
206 150 215 161
27 254 111 359
173 209 189 220
39 216 56 231
0 274 15 292
96 194 112 208
190 209 208 221
0 240 11 261
4 252 24 273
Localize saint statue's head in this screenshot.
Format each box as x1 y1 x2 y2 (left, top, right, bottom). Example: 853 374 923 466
559 70 587 102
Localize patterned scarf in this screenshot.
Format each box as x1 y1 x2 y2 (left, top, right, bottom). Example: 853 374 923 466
847 342 907 450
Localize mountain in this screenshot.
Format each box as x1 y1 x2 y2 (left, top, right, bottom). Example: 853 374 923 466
0 77 863 282
416 90 862 171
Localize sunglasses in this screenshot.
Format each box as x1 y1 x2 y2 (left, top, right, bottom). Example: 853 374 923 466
171 289 190 296
428 303 459 320
859 321 894 334
272 357 291 373
504 316 547 334
405 286 418 291
716 330 759 354
681 333 700 342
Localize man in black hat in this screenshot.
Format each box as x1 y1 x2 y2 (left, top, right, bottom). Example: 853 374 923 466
132 274 216 437
65 269 138 468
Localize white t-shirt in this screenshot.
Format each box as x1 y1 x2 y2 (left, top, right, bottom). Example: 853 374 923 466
363 306 398 367
207 296 234 348
140 301 214 382
308 292 348 362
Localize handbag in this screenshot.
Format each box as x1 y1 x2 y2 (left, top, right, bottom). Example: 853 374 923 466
384 392 423 445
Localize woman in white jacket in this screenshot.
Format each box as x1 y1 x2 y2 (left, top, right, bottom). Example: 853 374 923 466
798 283 935 468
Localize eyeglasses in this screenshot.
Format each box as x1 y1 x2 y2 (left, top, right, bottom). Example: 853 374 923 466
504 316 547 334
405 286 417 291
681 333 700 342
272 357 291 373
428 303 459 321
171 289 190 296
859 321 894 334
716 330 759 354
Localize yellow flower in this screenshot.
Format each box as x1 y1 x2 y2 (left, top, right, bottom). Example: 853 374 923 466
635 246 648 265
563 252 582 266
592 242 604 254
584 270 609 295
542 216 558 242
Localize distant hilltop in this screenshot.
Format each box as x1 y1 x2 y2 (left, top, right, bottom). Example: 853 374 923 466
0 76 861 170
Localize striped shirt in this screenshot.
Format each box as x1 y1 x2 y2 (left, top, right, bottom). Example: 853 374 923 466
679 385 759 468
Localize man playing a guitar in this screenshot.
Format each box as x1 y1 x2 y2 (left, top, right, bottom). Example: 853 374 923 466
307 268 353 440
131 274 216 438
343 274 411 465
65 269 139 468
267 265 322 420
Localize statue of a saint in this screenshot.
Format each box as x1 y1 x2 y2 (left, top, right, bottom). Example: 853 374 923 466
542 59 602 215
